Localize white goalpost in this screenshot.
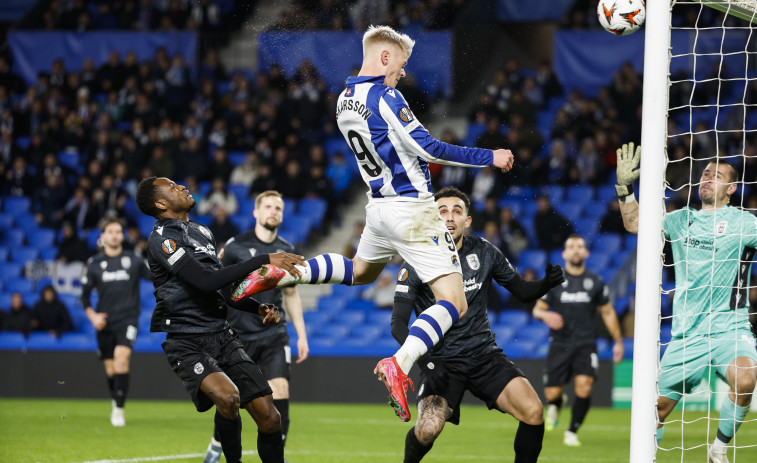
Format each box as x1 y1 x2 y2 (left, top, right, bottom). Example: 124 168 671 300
631 1 757 461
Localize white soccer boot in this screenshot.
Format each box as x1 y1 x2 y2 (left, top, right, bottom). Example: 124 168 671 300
110 406 125 427
545 404 559 432
203 437 222 463
708 442 729 463
563 430 581 447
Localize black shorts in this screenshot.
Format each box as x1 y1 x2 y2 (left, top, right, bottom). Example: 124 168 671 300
543 343 598 388
161 328 272 412
97 323 138 360
416 351 525 425
242 333 291 381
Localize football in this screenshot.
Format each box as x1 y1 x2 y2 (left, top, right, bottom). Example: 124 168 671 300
597 0 646 36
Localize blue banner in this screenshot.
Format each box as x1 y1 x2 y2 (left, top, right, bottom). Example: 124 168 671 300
497 0 574 22
258 31 452 97
8 32 197 84
553 29 752 97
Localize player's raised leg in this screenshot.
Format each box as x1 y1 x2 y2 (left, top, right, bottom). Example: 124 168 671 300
495 377 545 463
709 356 757 463
404 395 453 462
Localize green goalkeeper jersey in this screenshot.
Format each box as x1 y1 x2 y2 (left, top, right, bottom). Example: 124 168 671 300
664 205 757 339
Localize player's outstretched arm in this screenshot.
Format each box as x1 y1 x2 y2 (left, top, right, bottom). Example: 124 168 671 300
492 149 515 173
616 142 641 234
505 262 565 302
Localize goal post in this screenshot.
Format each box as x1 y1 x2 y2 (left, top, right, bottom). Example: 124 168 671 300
629 0 671 461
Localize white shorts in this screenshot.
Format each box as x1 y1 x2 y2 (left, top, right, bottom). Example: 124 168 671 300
356 201 462 283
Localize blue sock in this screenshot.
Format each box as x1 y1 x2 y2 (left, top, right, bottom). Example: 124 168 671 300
395 300 459 374
656 426 664 446
300 253 354 285
717 396 749 444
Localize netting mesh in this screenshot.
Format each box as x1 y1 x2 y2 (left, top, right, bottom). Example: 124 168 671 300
660 1 757 461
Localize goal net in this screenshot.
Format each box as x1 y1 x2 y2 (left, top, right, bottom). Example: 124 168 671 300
632 1 757 461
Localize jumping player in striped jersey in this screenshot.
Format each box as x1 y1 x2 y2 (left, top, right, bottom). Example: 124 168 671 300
235 25 515 422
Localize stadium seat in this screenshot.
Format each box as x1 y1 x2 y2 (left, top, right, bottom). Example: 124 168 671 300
540 185 565 203
14 213 38 234
347 299 377 312
3 196 31 214
338 310 366 326
463 122 486 146
58 151 82 174
15 136 31 151
87 229 101 249
593 233 623 254
518 249 547 269
330 284 362 301
58 333 97 351
0 292 11 307
350 324 383 341
137 215 156 238
317 324 351 340
624 234 638 250
0 262 23 279
228 151 247 167
507 185 536 200
299 197 327 224
491 325 515 344
493 285 511 308
6 277 34 293
124 198 141 222
596 184 617 201
27 228 56 249
26 332 60 349
0 213 13 229
553 201 583 220
497 199 523 217
1 229 25 247
10 247 39 264
317 295 348 314
586 253 611 273
497 310 530 329
39 248 58 261
0 332 26 350
548 249 563 266
366 310 392 326
574 218 599 239
583 201 608 221
0 247 8 262
566 185 594 202
514 324 550 343
228 184 249 203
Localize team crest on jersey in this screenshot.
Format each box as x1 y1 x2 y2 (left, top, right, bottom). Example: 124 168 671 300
716 221 728 236
398 268 408 281
197 225 212 239
194 362 204 375
398 107 414 123
121 256 131 269
249 248 258 257
583 278 594 291
466 254 480 270
100 261 107 270
162 239 177 254
345 87 352 96
451 255 459 267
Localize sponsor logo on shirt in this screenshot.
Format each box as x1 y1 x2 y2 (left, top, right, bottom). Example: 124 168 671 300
102 270 131 282
162 239 177 254
194 244 216 256
395 284 409 293
463 277 482 292
167 247 185 265
559 291 591 303
683 236 715 251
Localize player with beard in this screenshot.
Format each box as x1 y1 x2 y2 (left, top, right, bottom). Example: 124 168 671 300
532 235 623 447
616 144 757 463
135 176 304 463
81 218 152 427
204 190 308 463
392 186 565 462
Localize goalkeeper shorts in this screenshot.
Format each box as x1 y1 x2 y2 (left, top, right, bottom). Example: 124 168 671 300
658 329 757 400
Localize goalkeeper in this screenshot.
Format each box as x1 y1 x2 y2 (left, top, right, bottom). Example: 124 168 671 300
617 143 757 463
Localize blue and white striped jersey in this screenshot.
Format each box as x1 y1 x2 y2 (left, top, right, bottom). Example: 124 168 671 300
336 75 493 202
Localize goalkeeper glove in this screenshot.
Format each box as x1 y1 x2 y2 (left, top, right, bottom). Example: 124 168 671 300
544 262 565 289
615 142 641 199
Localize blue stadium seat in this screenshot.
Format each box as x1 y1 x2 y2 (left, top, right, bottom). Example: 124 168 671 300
574 218 600 240
229 214 253 232
624 234 638 250
58 151 82 174
350 324 383 341
58 333 97 351
1 229 25 247
586 253 611 273
124 198 141 222
6 277 34 293
3 196 31 214
14 213 38 234
514 324 550 343
137 215 156 238
497 199 523 217
0 332 26 350
494 285 511 307
554 201 583 220
338 310 366 325
15 136 31 151
548 249 563 266
228 184 249 203
0 292 11 308
283 198 297 215
540 185 565 203
518 249 546 269
0 247 8 262
27 228 56 249
316 324 351 340
39 248 58 261
593 233 623 254
463 122 486 146
228 151 247 167
324 137 350 158
0 262 23 278
86 229 101 249
10 247 39 264
317 295 348 314
566 185 594 202
497 310 530 329
59 294 81 311
330 284 362 301
507 186 536 200
366 310 392 326
491 325 515 344
299 197 327 224
0 213 13 229
583 201 608 221
26 332 60 349
597 184 617 201
347 299 377 312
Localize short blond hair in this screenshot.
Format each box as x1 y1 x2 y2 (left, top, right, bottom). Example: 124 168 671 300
255 190 284 209
362 25 415 58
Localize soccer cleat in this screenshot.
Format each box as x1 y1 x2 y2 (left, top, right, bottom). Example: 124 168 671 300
232 264 288 300
374 357 414 422
110 407 125 427
563 430 581 447
203 438 222 463
708 445 729 463
545 404 559 432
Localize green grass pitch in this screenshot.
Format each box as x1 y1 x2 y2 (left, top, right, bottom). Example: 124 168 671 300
1 398 756 462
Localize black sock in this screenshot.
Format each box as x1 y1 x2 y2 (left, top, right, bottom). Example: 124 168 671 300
213 426 221 443
107 376 115 399
215 411 242 463
113 373 130 408
569 396 591 433
257 430 284 463
404 428 433 463
273 399 290 447
514 422 544 463
547 394 563 410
